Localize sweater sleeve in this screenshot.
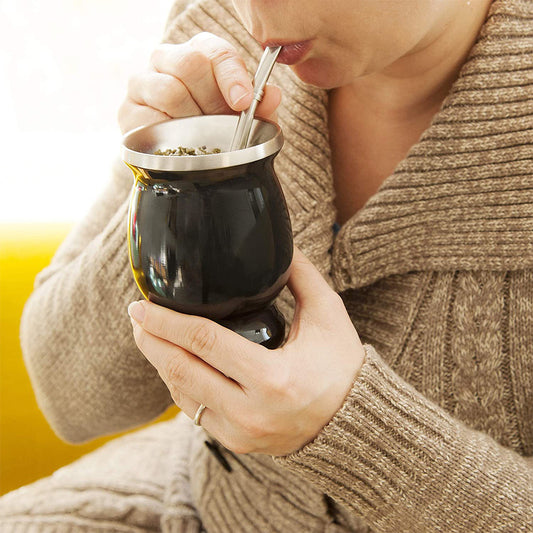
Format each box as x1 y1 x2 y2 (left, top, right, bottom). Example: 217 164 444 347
274 345 533 533
0 413 204 532
18 0 205 444
20 159 173 443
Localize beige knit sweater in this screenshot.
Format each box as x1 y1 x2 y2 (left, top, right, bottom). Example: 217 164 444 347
1 0 532 531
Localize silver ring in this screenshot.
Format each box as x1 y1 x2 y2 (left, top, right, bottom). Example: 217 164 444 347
193 404 207 426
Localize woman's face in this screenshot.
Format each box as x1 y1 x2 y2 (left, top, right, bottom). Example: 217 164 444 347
231 0 463 88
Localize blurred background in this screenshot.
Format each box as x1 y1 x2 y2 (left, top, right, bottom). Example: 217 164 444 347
0 0 178 495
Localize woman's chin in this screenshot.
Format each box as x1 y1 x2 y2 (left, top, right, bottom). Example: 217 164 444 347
291 59 350 90
291 57 366 89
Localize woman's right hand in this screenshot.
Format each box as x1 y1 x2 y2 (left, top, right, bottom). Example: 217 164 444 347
118 32 282 134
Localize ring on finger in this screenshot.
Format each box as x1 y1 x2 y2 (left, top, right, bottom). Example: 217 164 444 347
193 403 207 426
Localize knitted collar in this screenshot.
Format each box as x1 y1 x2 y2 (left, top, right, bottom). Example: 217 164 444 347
331 0 533 290
164 0 533 291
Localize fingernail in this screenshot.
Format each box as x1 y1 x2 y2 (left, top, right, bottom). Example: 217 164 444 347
229 84 250 107
128 301 145 323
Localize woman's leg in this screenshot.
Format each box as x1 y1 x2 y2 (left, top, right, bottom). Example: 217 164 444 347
0 414 199 532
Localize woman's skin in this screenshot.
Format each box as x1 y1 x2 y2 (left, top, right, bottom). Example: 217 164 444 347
118 32 282 134
125 0 492 456
129 248 365 456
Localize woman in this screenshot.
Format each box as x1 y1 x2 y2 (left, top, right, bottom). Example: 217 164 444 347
1 0 531 531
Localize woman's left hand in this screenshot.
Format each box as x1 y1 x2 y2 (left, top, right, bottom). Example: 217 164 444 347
128 248 365 456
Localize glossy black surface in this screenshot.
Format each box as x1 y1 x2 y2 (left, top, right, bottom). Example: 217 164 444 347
127 156 293 347
220 305 286 350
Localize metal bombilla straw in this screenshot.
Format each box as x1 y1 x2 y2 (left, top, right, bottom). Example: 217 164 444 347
230 46 282 151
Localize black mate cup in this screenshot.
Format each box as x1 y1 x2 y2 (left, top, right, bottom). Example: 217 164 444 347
122 115 293 349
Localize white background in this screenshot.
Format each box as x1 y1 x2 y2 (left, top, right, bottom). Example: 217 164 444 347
0 0 175 223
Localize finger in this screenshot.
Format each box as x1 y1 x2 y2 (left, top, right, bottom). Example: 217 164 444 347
150 43 231 115
128 70 202 118
128 301 267 385
132 319 236 442
177 395 205 424
286 247 340 314
131 319 242 414
118 98 171 134
180 397 215 431
174 397 227 447
188 32 254 111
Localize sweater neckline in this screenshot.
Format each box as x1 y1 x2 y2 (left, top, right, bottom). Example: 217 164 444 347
163 0 533 291
329 0 533 290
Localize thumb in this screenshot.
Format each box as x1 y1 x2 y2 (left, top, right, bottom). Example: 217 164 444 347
286 247 337 314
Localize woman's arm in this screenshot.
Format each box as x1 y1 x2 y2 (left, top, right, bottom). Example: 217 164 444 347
20 162 174 443
19 1 281 443
129 248 532 532
275 345 532 533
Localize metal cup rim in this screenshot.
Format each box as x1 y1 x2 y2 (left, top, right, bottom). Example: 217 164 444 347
121 115 283 172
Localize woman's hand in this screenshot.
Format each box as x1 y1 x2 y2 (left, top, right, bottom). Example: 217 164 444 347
118 32 282 134
128 248 365 456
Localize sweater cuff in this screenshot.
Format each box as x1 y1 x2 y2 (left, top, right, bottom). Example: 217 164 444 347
274 344 464 530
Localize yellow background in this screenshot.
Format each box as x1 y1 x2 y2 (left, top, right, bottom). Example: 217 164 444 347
1 0 177 498
0 223 177 495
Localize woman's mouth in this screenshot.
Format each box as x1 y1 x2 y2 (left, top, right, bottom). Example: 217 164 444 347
263 40 313 65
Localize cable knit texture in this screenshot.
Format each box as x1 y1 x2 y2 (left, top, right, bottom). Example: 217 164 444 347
1 0 532 531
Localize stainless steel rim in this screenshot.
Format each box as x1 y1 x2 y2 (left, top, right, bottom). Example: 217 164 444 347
121 115 283 172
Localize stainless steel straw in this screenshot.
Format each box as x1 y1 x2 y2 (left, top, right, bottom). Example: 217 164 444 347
230 46 282 151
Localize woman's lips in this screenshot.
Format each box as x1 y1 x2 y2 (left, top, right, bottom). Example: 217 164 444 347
263 40 312 65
